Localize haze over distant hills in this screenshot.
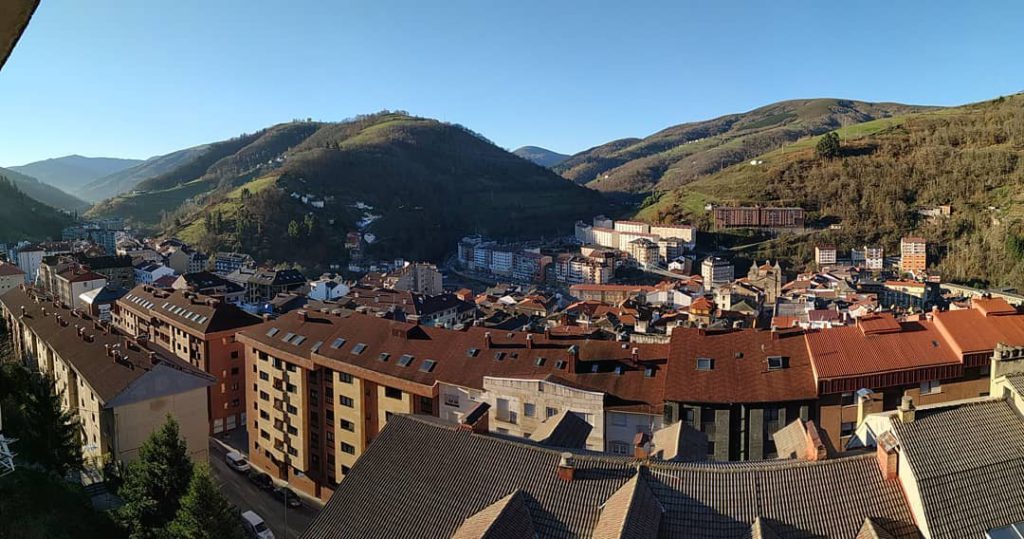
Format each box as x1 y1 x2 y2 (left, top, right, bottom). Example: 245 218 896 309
0 165 89 212
87 112 608 267
76 145 211 202
555 98 934 195
9 154 142 194
513 146 570 167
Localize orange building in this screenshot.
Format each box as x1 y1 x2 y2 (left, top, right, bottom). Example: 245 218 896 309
899 236 927 274
114 285 261 434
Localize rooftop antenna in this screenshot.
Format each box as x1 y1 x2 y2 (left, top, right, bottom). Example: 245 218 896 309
0 406 16 477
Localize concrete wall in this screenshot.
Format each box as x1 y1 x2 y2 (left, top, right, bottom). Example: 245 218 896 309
483 376 605 451
113 385 209 463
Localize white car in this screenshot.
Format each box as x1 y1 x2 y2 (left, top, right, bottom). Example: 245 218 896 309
241 510 274 539
225 450 250 472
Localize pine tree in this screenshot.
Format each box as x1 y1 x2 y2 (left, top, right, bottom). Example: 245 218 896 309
816 131 841 159
117 416 195 539
167 464 243 539
25 376 83 476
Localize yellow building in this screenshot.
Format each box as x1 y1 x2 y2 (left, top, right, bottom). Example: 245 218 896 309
0 286 214 467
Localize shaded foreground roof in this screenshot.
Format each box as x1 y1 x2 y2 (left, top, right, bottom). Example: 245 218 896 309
0 286 211 402
0 0 37 71
302 415 917 539
890 398 1024 539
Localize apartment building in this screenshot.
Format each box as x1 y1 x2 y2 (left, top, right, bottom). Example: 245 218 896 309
900 236 927 274
0 286 213 466
214 252 254 275
626 237 659 267
114 285 261 434
700 256 734 289
381 262 443 295
165 245 209 275
664 327 818 461
569 283 655 304
551 254 613 285
15 244 44 284
241 268 307 304
53 268 108 311
575 218 697 260
814 244 837 267
0 262 25 295
864 245 884 270
171 271 246 304
712 207 805 229
236 311 672 500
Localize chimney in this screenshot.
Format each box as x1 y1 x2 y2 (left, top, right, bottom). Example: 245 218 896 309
876 431 899 481
567 345 579 373
897 395 916 423
631 347 640 365
298 309 308 322
556 452 575 482
20 305 25 317
262 313 272 322
105 344 112 357
633 432 652 459
148 351 159 365
803 420 827 461
771 327 779 341
456 401 490 434
526 333 534 348
484 332 492 349
41 307 47 317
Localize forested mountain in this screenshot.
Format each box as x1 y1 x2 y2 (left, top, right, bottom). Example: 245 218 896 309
88 112 609 266
556 99 932 195
76 145 210 202
0 166 89 211
9 155 141 193
0 176 73 242
640 94 1024 289
513 146 570 167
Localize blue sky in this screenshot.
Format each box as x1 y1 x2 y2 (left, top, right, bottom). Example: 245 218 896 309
1 0 1021 165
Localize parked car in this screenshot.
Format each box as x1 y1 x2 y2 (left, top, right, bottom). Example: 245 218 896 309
272 486 302 508
225 450 250 472
247 470 273 490
241 510 274 539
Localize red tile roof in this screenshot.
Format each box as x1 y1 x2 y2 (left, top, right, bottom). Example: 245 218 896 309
0 263 25 276
805 318 959 380
664 328 817 403
933 306 1024 355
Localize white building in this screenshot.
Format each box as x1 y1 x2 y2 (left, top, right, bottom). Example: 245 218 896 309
701 256 734 290
16 245 44 284
133 262 176 285
309 274 350 301
815 245 837 267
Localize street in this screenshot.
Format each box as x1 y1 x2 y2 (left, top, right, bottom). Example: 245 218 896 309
208 439 319 539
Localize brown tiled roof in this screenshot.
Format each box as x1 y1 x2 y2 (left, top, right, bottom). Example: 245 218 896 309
932 306 1024 355
301 414 917 539
120 284 260 334
0 263 25 276
0 286 210 402
592 474 662 539
665 328 817 404
806 318 959 380
450 490 536 539
58 268 106 283
240 310 670 404
890 398 1024 539
527 410 592 449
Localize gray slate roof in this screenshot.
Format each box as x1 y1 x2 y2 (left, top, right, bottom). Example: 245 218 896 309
891 398 1024 539
302 415 918 539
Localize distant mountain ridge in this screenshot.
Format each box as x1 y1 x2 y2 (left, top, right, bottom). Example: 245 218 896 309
87 112 609 266
556 98 935 195
9 154 142 194
77 145 211 202
513 146 570 167
0 166 89 211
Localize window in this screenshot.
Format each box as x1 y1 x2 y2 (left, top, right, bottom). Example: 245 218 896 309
644 367 654 378
326 410 334 421
609 441 631 455
339 396 354 407
229 399 240 408
921 380 941 395
444 393 460 407
286 383 297 393
340 419 354 431
419 359 437 373
281 332 296 343
286 363 297 373
555 360 566 370
260 430 270 440
535 357 546 366
339 372 353 384
397 354 414 367
341 465 350 475
326 431 334 442
287 404 298 414
259 391 269 401
494 352 506 361
546 406 558 418
259 371 269 381
378 353 390 362
523 403 535 418
840 421 856 437
419 396 433 414
330 337 346 349
288 447 298 456
260 411 269 420
385 387 402 399
696 357 714 371
266 328 280 337
287 425 298 435
231 367 240 375
231 351 239 359
341 443 355 454
466 348 479 357
840 392 855 406
767 356 787 370
351 343 367 355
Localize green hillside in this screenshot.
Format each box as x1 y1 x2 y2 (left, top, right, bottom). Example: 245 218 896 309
90 112 609 267
641 94 1024 289
0 176 73 243
556 98 932 196
76 145 211 202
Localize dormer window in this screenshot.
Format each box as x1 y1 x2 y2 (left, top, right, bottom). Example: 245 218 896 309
696 357 714 371
767 356 788 370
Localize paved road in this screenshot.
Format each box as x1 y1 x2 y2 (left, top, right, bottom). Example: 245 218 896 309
208 440 318 539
